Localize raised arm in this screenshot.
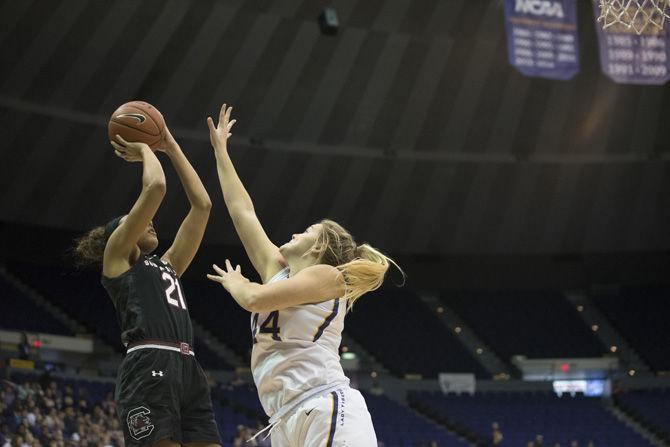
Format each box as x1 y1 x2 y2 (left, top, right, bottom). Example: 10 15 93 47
208 104 284 283
103 137 166 278
160 127 212 277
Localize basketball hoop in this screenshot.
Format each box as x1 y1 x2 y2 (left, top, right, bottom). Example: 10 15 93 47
597 0 670 34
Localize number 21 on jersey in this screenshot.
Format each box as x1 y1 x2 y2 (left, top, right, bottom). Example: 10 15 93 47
162 272 187 310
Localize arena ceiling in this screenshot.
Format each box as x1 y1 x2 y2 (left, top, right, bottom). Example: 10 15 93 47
1 0 669 255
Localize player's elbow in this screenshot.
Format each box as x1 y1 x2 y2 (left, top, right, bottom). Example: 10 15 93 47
146 179 167 197
229 202 255 218
193 197 212 212
244 289 273 313
203 197 213 210
244 292 263 313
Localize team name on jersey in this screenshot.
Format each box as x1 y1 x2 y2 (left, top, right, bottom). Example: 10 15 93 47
143 258 176 275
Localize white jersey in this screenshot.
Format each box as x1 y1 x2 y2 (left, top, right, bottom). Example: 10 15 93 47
251 267 349 421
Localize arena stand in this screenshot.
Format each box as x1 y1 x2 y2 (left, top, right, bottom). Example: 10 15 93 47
362 391 468 446
615 388 670 443
591 286 670 373
345 287 491 379
0 274 72 337
440 290 608 362
8 261 491 380
8 263 120 349
3 261 670 446
409 390 655 447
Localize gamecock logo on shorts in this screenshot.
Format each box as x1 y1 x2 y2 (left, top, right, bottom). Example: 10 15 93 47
127 406 155 440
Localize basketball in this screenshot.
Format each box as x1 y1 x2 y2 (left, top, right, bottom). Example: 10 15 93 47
108 101 165 150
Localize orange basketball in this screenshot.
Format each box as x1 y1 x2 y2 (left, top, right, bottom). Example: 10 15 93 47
108 101 165 150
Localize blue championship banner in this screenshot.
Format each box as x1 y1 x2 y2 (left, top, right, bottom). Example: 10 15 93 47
592 3 670 85
504 0 580 80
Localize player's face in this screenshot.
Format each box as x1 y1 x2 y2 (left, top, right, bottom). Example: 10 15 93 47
115 217 158 253
279 224 322 261
137 220 159 254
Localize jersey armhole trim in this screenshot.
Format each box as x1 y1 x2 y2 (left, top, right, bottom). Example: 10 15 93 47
313 298 340 342
267 267 290 284
101 254 146 282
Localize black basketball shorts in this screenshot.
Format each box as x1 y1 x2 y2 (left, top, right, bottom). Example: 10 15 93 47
115 348 221 446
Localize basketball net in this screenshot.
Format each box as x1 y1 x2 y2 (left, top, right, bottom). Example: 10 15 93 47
597 0 670 34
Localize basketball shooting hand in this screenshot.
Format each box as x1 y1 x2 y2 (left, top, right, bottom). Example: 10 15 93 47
207 259 250 294
207 103 236 152
157 125 179 154
110 135 151 163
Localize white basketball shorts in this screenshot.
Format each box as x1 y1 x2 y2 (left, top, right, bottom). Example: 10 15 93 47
270 386 378 447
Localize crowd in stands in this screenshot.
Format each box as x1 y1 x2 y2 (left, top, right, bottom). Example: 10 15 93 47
0 377 122 447
0 368 459 447
0 373 630 447
0 370 278 447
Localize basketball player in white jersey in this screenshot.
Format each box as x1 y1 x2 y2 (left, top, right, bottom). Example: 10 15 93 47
205 104 401 447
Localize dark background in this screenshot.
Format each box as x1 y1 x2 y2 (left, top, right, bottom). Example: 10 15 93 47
1 0 669 288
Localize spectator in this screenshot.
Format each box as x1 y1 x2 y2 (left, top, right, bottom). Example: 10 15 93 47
0 376 125 447
228 370 247 388
100 392 114 414
370 380 384 396
233 424 265 447
233 425 245 447
534 434 545 447
491 421 503 445
108 419 123 446
569 441 578 447
17 334 30 361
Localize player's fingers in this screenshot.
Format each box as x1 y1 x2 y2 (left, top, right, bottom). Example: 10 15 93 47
115 148 130 158
110 141 125 151
206 274 222 283
225 106 233 120
228 119 237 130
114 150 126 159
115 134 129 146
207 117 216 132
212 264 225 275
225 259 233 271
235 265 241 272
220 103 227 121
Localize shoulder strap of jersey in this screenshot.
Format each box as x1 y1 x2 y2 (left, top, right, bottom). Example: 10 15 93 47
268 267 290 284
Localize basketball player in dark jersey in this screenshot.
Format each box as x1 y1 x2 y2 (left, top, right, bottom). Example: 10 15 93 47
74 127 224 447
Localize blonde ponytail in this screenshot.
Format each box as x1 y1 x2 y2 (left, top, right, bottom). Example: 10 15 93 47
313 220 405 311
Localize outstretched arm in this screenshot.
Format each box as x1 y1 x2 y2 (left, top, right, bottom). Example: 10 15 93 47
207 260 345 313
103 137 166 278
208 104 284 283
160 127 212 277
